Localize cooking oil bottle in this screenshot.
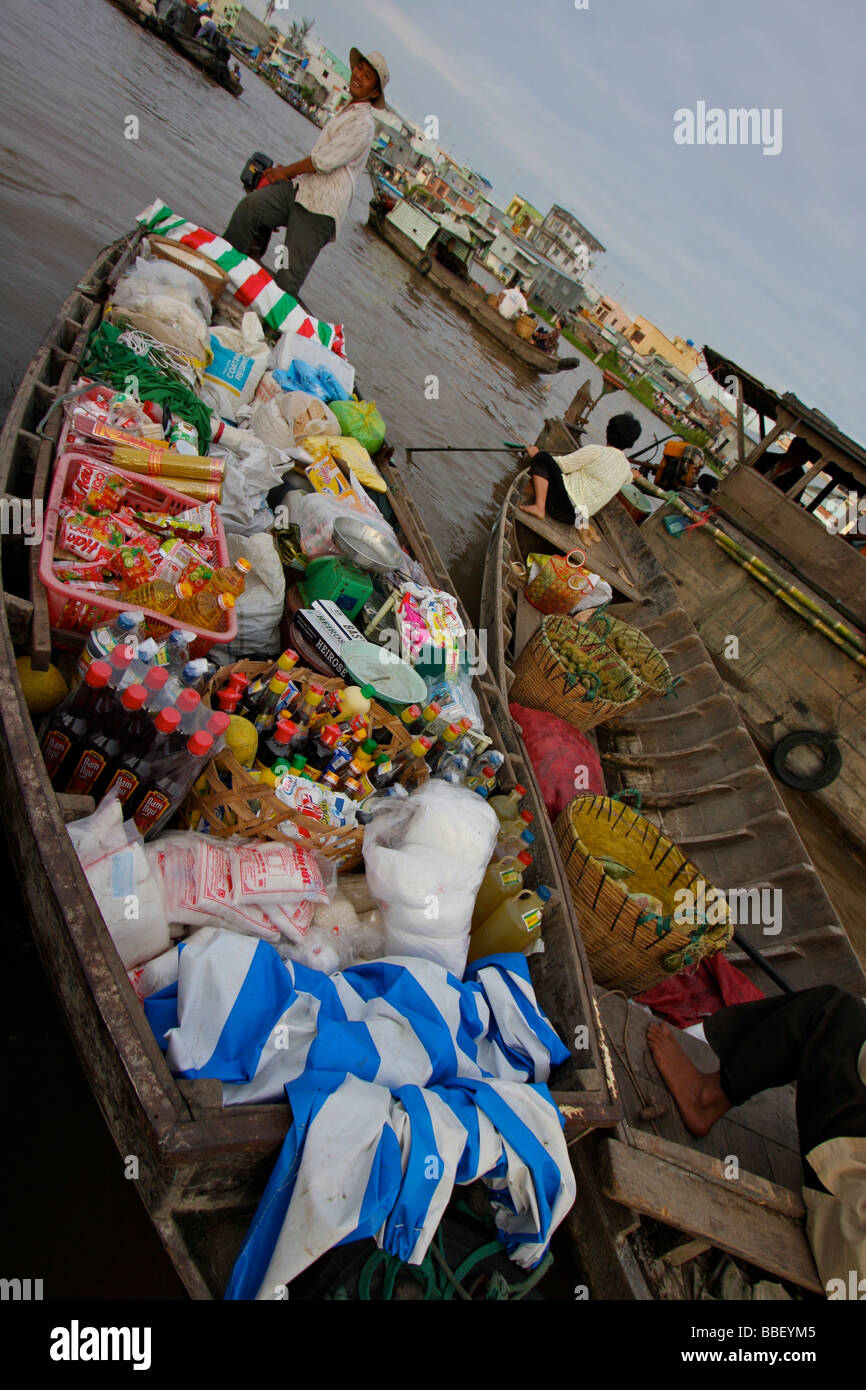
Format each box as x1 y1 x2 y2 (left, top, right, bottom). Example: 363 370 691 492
467 885 551 963
471 850 532 929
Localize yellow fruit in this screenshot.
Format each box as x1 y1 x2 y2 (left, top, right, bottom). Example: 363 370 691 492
225 714 258 768
16 657 68 716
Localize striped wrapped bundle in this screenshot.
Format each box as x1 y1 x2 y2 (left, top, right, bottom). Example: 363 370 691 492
144 931 575 1299
136 199 346 356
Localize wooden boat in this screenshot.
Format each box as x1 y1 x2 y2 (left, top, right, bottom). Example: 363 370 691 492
0 231 617 1298
479 412 866 1296
105 0 243 96
629 351 866 957
366 202 580 376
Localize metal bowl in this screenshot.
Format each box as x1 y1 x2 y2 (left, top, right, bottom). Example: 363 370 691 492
333 515 403 573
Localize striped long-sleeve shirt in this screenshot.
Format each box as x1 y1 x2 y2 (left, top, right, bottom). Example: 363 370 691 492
293 101 375 234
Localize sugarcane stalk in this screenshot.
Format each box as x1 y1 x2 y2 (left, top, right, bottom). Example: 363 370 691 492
631 475 866 668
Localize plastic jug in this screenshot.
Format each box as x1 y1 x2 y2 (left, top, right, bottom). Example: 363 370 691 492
467 885 552 963
471 851 532 929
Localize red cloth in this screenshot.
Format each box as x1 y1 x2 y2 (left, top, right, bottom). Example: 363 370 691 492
636 953 764 1028
509 702 605 821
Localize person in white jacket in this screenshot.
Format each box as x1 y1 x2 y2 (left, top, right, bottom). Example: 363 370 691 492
223 48 390 298
520 413 642 528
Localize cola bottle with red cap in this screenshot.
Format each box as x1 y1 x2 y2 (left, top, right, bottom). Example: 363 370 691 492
128 730 215 839
41 660 113 788
65 684 150 796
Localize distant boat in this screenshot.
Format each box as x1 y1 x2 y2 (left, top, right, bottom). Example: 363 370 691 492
105 0 243 97
367 195 580 376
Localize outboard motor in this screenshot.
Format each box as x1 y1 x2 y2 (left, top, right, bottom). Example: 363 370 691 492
240 152 274 192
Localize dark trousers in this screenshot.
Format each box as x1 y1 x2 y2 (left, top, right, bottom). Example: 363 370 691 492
529 449 575 525
704 986 866 1191
223 180 336 299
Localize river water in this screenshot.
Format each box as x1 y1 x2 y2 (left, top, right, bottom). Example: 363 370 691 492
0 0 668 1298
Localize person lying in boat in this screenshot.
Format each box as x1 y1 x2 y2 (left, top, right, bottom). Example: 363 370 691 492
520 412 643 528
648 987 866 1297
222 47 390 299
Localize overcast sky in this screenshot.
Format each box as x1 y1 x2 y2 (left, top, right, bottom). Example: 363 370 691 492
254 0 863 439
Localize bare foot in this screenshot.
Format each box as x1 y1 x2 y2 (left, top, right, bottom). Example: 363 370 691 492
519 504 547 519
647 1022 731 1137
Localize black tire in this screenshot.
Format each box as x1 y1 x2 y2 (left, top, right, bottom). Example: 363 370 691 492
417 255 433 275
771 730 842 791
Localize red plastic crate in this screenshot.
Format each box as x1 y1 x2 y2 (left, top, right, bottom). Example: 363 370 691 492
39 451 237 656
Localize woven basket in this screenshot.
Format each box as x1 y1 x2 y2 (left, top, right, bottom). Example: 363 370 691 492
508 614 639 732
554 795 732 994
583 610 673 709
146 235 229 300
514 314 536 340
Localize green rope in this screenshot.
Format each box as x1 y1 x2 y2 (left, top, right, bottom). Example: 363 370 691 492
82 319 213 454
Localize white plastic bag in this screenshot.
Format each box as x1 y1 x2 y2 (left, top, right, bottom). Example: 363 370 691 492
273 330 356 397
201 314 272 421
248 390 340 449
67 796 170 969
362 781 499 975
297 491 399 559
115 254 213 322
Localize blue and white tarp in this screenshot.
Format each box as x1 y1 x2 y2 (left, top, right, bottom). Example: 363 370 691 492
145 930 575 1300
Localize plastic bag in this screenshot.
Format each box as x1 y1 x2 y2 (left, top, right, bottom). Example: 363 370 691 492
273 362 351 403
273 329 356 397
300 433 387 493
215 433 288 535
363 780 499 975
509 702 604 820
329 399 386 454
248 390 340 449
114 253 213 322
200 314 272 422
524 550 597 615
297 490 399 559
67 794 170 969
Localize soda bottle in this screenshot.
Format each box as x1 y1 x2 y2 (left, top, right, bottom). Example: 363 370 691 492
76 610 143 681
208 556 251 598
471 851 533 930
173 587 235 633
487 784 527 825
129 730 215 840
238 650 299 718
467 885 551 963
64 684 150 797
99 706 182 810
41 660 112 787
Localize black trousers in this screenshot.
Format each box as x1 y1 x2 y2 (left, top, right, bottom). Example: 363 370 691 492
704 986 866 1191
528 450 575 525
223 180 336 299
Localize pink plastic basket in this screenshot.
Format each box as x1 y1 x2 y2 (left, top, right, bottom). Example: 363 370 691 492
39 452 237 656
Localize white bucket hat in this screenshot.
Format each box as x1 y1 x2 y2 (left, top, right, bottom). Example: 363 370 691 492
349 47 390 109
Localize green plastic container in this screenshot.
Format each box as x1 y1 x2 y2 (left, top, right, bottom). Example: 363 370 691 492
298 557 373 622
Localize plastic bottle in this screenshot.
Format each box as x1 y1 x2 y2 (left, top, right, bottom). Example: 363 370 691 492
467 885 551 963
128 730 215 840
204 710 230 755
99 706 182 809
41 660 112 788
118 637 160 690
120 580 182 618
493 828 536 861
398 704 423 737
497 807 535 842
238 650 299 718
76 610 143 681
391 735 433 791
303 724 344 779
208 557 251 599
261 720 301 776
428 722 463 772
158 659 212 709
174 587 235 633
290 682 326 748
106 642 135 690
252 672 295 733
65 684 150 797
470 851 533 930
487 784 527 825
153 628 195 673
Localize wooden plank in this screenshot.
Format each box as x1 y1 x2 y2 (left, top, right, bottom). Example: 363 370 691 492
4 592 32 647
513 587 542 662
659 1235 712 1267
600 1138 821 1292
624 1128 805 1219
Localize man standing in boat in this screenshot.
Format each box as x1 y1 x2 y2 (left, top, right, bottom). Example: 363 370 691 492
223 48 390 299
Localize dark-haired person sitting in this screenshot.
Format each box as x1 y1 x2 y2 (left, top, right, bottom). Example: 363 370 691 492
520 412 642 528
648 986 866 1296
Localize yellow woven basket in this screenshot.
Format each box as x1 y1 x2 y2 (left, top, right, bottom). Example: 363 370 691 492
554 794 732 994
583 609 673 709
